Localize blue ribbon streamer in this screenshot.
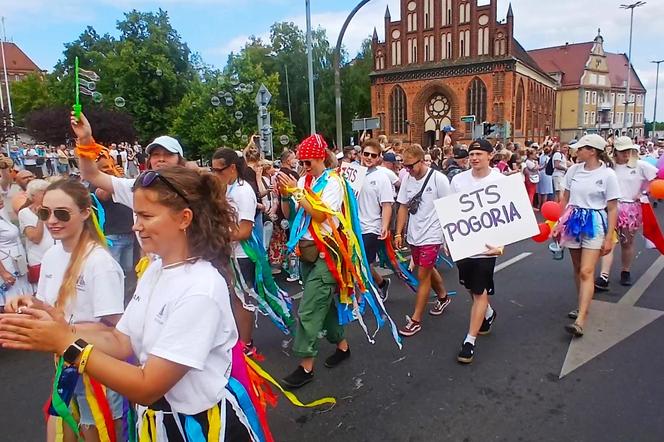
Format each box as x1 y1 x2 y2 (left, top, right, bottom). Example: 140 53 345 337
286 170 331 252
226 377 266 442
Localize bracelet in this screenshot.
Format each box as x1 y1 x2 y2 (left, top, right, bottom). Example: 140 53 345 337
77 344 94 374
394 234 402 238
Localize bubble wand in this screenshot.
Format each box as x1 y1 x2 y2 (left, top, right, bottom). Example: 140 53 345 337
73 56 81 120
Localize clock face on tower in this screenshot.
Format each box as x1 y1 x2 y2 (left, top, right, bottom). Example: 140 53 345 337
392 30 401 39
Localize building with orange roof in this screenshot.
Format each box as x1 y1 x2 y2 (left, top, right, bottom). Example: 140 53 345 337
0 41 44 111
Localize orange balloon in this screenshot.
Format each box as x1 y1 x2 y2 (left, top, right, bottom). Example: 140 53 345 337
650 179 664 200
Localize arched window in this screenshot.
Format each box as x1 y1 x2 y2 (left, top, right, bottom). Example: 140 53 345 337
390 86 408 134
515 80 524 131
466 78 487 123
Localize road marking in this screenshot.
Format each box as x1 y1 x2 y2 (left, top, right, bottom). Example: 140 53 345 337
560 255 664 378
495 252 532 273
618 256 664 306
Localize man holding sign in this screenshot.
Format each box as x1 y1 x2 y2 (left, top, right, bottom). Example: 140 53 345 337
395 144 453 337
449 139 507 364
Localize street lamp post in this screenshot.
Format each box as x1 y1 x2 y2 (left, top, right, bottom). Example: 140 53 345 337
619 1 646 134
334 0 372 150
651 59 664 138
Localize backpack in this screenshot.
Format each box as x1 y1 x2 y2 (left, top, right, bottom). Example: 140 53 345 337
545 155 554 176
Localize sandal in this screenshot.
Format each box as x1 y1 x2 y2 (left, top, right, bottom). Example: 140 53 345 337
565 322 584 337
567 309 579 319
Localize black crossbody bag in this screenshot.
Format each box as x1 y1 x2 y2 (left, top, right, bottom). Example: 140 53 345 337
407 169 435 215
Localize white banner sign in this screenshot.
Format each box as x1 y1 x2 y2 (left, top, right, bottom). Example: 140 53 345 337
339 162 367 195
433 173 539 261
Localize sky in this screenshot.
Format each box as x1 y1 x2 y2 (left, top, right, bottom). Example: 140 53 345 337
2 0 663 119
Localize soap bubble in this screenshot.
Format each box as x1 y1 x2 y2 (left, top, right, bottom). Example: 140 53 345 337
238 83 246 91
211 96 221 107
235 129 242 138
230 75 240 86
234 111 243 120
114 97 126 108
221 135 228 143
225 97 234 107
245 84 254 93
92 92 103 103
224 92 232 98
85 81 96 91
241 134 248 143
279 135 290 145
155 68 163 76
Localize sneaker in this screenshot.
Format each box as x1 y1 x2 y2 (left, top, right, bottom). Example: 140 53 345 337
282 366 314 389
398 316 422 337
324 347 351 368
594 275 609 291
286 274 300 283
568 309 579 320
429 296 451 316
271 267 282 275
620 271 632 286
565 322 584 337
479 310 497 335
457 341 475 364
379 278 391 302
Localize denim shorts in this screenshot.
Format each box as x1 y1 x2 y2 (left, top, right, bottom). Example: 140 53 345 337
73 377 124 426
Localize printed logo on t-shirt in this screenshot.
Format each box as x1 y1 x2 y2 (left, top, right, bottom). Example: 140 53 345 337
155 304 166 324
75 275 85 290
630 170 637 175
595 180 603 187
44 273 53 279
425 186 433 193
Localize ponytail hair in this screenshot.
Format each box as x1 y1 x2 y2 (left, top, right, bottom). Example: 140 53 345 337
45 180 105 310
212 147 249 183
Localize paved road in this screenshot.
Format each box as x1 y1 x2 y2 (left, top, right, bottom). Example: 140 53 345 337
2 208 664 441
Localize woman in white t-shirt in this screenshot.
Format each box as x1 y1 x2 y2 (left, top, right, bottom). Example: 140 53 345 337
211 147 260 357
1 167 255 440
595 136 659 290
17 179 55 289
555 134 619 337
6 179 125 441
0 199 31 310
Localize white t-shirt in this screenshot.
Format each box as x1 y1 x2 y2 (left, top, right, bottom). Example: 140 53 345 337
613 160 658 202
562 163 620 210
226 180 257 259
116 259 237 415
552 152 567 178
36 243 124 323
23 148 37 166
397 168 452 246
111 176 136 209
358 168 394 235
296 173 344 241
450 168 506 258
18 208 55 266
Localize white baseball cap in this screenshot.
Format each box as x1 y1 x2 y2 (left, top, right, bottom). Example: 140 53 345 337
146 135 184 157
575 134 607 151
613 136 639 151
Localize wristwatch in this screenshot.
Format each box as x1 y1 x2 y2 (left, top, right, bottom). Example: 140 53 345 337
63 338 89 364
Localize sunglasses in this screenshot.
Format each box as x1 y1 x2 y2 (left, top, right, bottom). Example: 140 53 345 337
362 152 379 159
211 165 231 174
299 160 312 167
37 207 74 222
404 160 421 170
133 171 190 206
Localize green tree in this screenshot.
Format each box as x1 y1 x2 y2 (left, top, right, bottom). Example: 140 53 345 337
9 73 52 125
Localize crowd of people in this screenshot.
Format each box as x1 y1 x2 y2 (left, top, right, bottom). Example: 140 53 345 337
0 113 662 440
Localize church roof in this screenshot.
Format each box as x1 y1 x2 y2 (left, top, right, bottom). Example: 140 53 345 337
0 42 42 74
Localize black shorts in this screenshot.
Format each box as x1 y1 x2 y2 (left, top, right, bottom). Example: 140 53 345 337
237 257 256 284
457 257 496 296
362 233 381 264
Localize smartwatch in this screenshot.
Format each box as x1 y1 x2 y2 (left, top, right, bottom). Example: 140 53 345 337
63 338 89 365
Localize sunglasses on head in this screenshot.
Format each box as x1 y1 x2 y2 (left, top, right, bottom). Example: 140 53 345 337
362 151 379 159
133 171 191 206
299 160 312 167
404 159 421 170
37 207 73 222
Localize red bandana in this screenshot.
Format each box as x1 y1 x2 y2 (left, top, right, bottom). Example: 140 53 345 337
297 134 327 160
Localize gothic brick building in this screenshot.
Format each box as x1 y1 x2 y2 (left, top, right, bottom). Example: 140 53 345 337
370 0 557 147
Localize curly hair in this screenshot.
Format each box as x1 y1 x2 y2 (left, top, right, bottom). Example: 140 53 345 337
134 166 236 276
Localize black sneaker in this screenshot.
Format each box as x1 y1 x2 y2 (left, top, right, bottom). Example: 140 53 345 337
479 310 497 335
282 366 314 389
594 275 609 291
457 342 475 364
620 271 632 286
324 347 351 368
379 278 391 302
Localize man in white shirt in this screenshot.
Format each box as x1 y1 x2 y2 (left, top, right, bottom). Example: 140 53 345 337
552 144 569 202
395 144 453 337
277 134 349 389
357 139 394 300
450 139 504 364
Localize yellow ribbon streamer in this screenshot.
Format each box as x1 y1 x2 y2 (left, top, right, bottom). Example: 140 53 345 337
207 403 221 442
244 357 336 408
82 375 111 442
138 409 157 442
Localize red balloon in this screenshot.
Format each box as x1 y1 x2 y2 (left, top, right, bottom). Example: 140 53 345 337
532 223 551 243
541 201 562 221
651 180 664 199
657 168 664 180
